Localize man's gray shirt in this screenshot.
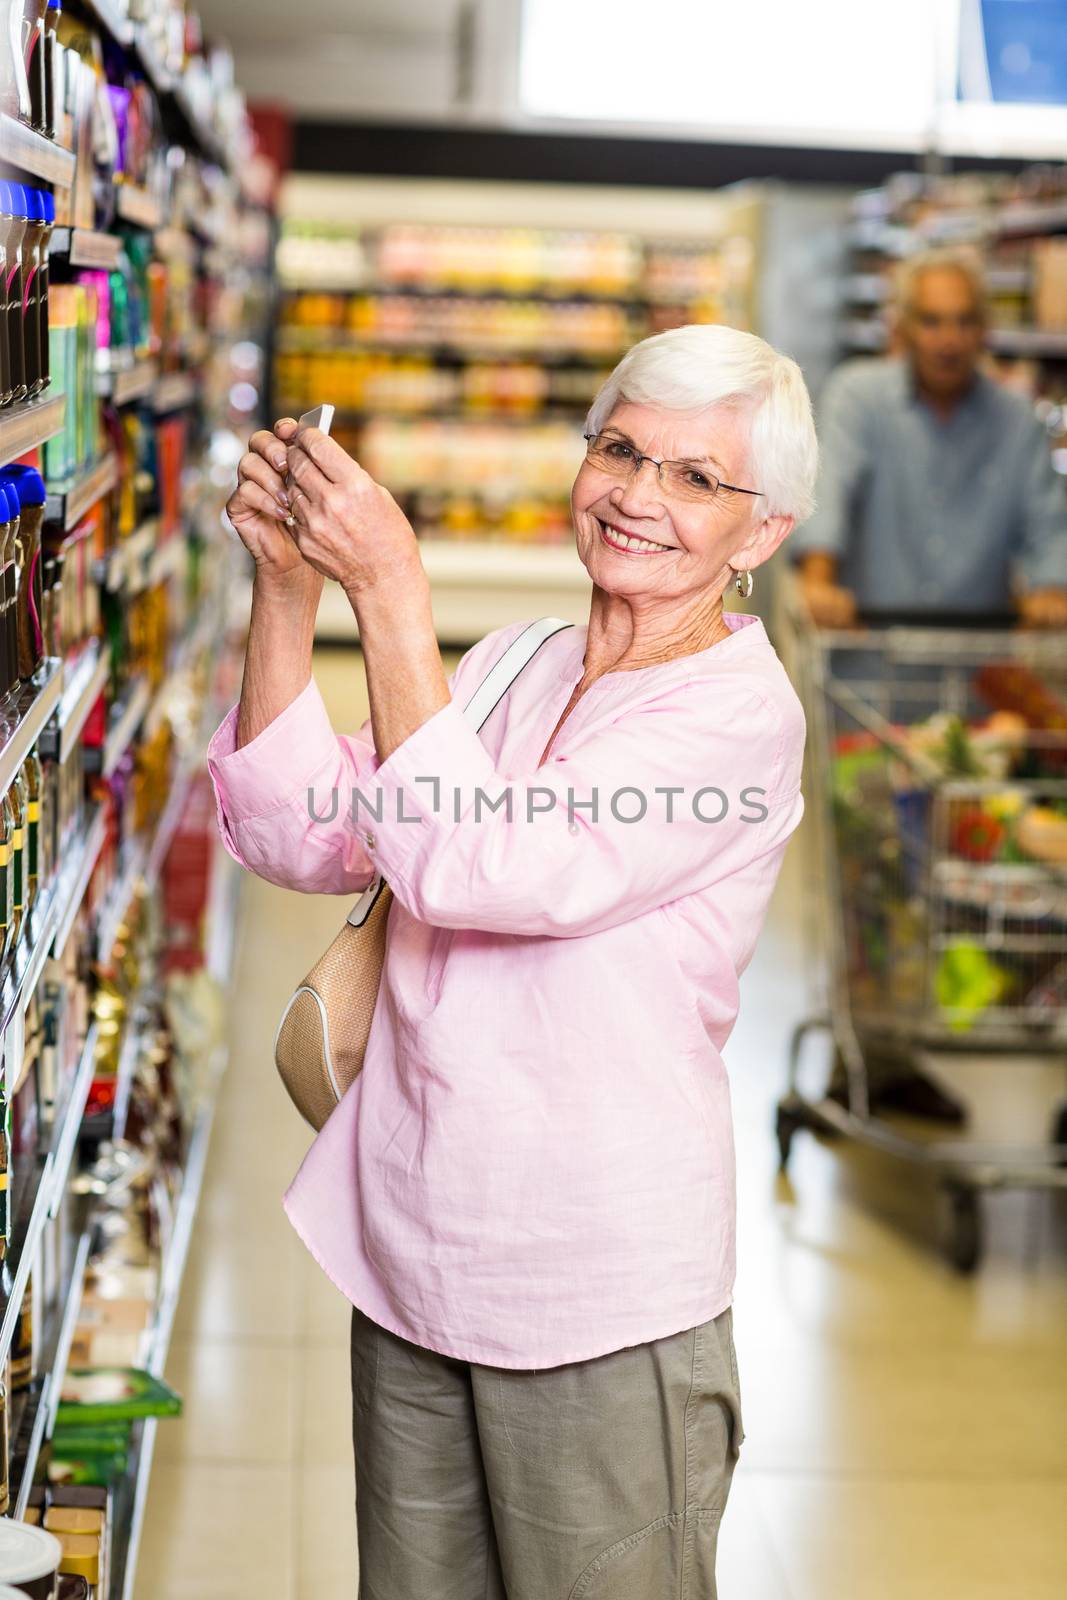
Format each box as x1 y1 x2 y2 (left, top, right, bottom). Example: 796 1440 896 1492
791 357 1067 612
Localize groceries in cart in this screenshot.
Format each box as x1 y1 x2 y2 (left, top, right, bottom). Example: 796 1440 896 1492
828 655 1067 1036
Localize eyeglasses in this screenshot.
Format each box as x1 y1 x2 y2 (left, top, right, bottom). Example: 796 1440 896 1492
582 430 763 504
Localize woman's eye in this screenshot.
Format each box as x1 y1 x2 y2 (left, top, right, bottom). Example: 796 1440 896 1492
606 442 635 462
686 470 713 490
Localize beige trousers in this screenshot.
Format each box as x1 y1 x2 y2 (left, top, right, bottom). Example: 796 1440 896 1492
350 1302 743 1600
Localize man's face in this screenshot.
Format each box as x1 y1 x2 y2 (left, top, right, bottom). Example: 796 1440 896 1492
899 268 985 400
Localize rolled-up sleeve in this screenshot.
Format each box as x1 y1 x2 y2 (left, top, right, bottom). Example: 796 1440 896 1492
356 682 804 939
1014 414 1067 592
205 675 382 895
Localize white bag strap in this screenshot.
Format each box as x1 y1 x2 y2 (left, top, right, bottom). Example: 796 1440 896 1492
347 617 575 927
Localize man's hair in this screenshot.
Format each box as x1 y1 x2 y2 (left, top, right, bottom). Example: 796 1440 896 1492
893 247 989 323
585 322 818 524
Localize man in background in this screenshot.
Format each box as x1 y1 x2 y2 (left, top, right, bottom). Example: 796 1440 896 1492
792 248 1067 1121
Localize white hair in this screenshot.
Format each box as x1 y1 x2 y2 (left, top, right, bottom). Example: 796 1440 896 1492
585 323 818 523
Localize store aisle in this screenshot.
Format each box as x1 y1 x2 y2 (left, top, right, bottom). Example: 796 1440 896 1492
135 645 1067 1600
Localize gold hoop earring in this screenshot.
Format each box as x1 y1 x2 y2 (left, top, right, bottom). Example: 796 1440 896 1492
735 569 753 599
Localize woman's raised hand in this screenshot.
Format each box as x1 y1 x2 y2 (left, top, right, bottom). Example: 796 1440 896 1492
275 417 421 597
226 428 317 586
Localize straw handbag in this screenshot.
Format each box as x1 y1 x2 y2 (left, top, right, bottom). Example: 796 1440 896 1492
273 617 575 1129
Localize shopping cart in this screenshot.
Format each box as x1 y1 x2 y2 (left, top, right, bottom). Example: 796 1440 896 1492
773 576 1067 1270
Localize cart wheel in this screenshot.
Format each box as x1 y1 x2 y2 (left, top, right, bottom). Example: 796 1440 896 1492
775 1104 802 1171
945 1186 983 1274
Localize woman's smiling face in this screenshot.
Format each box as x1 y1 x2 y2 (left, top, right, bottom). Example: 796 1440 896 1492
570 400 762 604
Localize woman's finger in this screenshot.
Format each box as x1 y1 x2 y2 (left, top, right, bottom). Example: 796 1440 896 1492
248 427 290 475
292 424 352 485
229 480 292 525
237 451 289 508
287 442 333 501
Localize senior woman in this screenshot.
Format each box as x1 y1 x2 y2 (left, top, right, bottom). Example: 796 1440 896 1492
205 322 816 1600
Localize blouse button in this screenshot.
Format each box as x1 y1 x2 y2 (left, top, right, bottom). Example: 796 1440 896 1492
364 832 376 850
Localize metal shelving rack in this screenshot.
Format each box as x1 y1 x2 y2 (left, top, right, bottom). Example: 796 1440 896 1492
0 4 260 1586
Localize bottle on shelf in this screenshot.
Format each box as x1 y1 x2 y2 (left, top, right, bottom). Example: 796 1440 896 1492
9 760 26 948
0 182 13 408
5 464 48 683
23 0 50 135
0 785 13 973
0 1088 8 1254
2 184 29 406
44 0 61 141
21 186 48 398
3 0 32 124
0 482 18 697
24 747 44 912
0 1358 8 1517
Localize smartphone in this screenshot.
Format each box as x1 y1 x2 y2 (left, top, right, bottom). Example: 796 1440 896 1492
298 403 335 435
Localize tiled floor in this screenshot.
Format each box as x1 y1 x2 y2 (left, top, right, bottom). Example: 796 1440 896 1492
135 643 1067 1599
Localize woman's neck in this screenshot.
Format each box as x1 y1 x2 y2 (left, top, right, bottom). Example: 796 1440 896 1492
582 591 734 679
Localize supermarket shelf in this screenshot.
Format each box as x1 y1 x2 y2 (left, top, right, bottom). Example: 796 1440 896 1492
96 675 151 780
281 279 651 307
987 267 1032 293
996 201 1067 237
49 226 124 270
316 540 591 646
10 1226 94 1517
841 273 887 305
0 894 58 1056
145 765 193 891
0 114 76 187
0 1021 99 1364
841 318 888 351
0 658 64 793
987 327 1067 358
145 534 186 589
152 370 198 413
0 394 67 470
275 329 626 364
276 402 589 428
101 360 159 406
81 0 134 46
115 182 163 231
45 452 119 529
41 641 110 764
51 806 109 961
132 24 174 95
94 835 148 964
94 518 160 592
109 1012 145 1146
115 1046 227 1600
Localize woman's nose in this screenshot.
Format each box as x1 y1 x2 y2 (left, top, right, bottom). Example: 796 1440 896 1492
611 461 667 519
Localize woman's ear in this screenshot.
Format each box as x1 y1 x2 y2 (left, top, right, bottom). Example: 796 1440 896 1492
731 512 795 574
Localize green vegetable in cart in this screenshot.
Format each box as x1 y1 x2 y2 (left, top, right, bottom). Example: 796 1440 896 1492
935 941 1010 1030
54 1368 182 1428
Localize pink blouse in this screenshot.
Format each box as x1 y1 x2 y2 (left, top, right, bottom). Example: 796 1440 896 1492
205 610 805 1369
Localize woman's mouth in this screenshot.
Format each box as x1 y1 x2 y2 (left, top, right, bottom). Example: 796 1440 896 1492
597 520 674 555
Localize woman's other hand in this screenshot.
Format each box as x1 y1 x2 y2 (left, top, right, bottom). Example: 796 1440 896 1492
226 429 319 589
276 417 422 597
